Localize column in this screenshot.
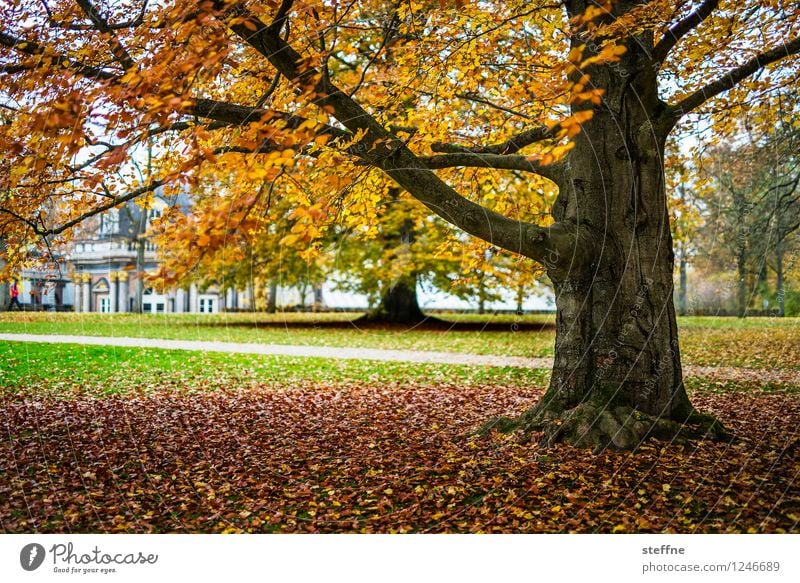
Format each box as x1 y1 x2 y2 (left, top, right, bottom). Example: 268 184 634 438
226 288 235 312
175 288 186 313
117 271 129 313
109 272 118 313
244 285 253 311
189 284 198 313
74 278 83 312
82 274 91 312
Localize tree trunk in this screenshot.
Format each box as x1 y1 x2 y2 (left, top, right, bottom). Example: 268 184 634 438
313 285 324 311
267 279 277 313
776 233 785 317
737 247 747 318
132 141 151 314
298 280 308 310
362 275 426 324
132 210 147 314
485 12 725 449
360 193 429 325
247 281 255 312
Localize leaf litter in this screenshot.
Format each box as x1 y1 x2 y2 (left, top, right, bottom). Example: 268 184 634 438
1 380 797 533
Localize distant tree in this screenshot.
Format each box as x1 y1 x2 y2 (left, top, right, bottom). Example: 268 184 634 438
694 110 800 316
152 172 333 311
332 189 434 324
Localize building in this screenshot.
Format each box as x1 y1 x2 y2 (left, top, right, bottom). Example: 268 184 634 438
68 191 252 314
1 190 251 313
1 190 555 313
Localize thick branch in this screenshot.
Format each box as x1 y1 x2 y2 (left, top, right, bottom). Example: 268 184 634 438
187 98 348 142
430 125 555 155
652 0 720 65
207 1 575 266
421 153 565 186
74 0 136 69
669 37 800 118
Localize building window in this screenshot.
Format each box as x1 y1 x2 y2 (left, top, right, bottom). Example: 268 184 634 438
99 296 110 313
199 296 217 313
141 288 167 313
100 209 119 237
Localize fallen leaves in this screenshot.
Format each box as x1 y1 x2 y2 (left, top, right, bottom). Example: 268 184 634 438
1 381 797 534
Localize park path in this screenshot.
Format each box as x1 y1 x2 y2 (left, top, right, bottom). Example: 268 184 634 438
0 332 550 368
1 333 799 384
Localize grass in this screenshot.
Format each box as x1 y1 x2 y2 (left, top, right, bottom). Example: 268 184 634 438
0 312 556 357
2 312 800 368
0 341 551 398
2 317 797 535
2 337 796 401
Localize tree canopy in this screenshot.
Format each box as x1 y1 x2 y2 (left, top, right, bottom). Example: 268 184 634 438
1 0 795 276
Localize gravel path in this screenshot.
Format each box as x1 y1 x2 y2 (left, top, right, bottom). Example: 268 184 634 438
2 333 799 384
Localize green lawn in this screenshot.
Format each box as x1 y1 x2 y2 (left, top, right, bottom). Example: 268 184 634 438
0 341 550 398
2 317 797 535
1 312 799 368
0 312 556 357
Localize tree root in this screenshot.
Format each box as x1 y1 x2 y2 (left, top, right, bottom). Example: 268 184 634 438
480 401 732 453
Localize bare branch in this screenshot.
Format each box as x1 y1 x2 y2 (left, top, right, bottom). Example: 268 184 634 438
42 0 150 30
454 91 533 119
67 120 231 173
14 178 167 237
669 37 800 118
421 153 565 186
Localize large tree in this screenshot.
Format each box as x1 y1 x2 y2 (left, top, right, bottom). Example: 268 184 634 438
1 0 798 448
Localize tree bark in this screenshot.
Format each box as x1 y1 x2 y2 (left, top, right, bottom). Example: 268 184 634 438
213 0 731 448
484 9 726 449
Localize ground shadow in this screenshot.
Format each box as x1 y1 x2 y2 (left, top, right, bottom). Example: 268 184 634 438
196 315 556 333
